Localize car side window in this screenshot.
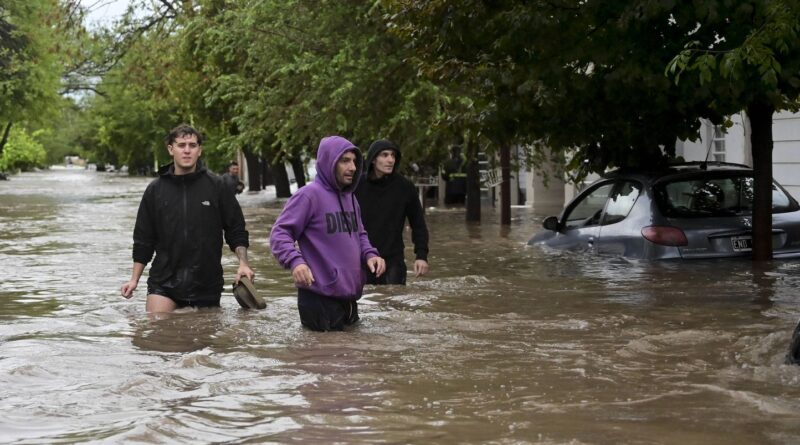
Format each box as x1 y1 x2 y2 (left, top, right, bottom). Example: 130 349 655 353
772 181 795 211
601 181 641 225
563 183 615 229
657 175 799 217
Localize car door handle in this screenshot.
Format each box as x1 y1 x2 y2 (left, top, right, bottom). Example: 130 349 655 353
587 237 595 247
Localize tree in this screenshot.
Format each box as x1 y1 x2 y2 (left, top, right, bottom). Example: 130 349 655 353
389 1 800 258
0 0 64 156
386 1 735 223
0 127 47 172
191 0 450 194
76 0 227 174
667 1 800 260
84 30 183 172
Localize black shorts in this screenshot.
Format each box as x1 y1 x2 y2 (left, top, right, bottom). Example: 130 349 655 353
147 282 221 308
297 288 359 331
365 255 407 285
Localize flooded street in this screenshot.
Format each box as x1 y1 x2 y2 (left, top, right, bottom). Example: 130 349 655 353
2 168 800 444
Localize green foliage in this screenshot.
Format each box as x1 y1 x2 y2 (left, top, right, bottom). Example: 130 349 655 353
38 99 98 165
0 127 47 171
77 2 204 173
0 0 64 127
186 0 449 166
62 1 461 172
384 0 800 180
62 0 800 186
666 0 800 113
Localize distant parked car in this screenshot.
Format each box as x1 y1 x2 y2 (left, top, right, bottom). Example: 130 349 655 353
528 162 800 259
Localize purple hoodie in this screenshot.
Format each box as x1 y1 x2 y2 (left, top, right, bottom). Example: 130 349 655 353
269 136 379 299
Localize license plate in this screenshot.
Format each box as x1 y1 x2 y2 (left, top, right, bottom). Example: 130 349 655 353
731 236 752 252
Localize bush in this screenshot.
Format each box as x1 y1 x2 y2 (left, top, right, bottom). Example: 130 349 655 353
0 128 47 172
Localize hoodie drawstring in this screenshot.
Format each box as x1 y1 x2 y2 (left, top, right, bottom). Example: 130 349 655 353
336 193 354 237
351 194 359 236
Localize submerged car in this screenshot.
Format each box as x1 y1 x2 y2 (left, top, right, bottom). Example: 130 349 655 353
528 162 800 259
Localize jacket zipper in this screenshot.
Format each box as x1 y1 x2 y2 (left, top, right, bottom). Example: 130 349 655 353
182 180 188 243
181 179 191 303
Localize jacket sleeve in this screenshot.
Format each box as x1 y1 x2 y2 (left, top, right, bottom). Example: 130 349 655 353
220 179 249 250
355 198 379 263
269 193 313 270
132 185 157 264
405 180 429 261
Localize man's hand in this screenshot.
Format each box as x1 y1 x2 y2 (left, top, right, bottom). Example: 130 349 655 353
121 263 145 299
233 247 254 284
120 280 137 299
367 256 386 277
413 259 429 277
235 263 255 284
292 264 315 287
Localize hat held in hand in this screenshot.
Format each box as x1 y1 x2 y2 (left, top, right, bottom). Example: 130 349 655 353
232 276 266 310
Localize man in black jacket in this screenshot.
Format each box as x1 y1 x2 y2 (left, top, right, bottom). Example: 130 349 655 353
120 124 254 312
355 139 429 285
221 161 244 195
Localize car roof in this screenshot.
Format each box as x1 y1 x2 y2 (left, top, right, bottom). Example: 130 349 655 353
602 161 752 182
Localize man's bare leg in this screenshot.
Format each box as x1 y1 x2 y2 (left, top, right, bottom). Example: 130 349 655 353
145 294 178 313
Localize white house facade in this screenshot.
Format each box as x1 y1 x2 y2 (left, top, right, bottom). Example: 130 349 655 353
524 110 800 208
679 110 800 199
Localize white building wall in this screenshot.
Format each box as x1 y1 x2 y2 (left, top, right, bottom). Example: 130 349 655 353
526 163 566 210
680 111 800 199
773 111 800 198
679 114 750 166
523 157 599 213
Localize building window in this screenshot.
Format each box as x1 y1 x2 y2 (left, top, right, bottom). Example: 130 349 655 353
712 125 726 162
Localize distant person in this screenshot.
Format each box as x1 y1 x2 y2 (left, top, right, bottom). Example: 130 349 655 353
442 146 467 205
269 136 385 331
355 139 429 285
221 161 245 194
120 124 254 313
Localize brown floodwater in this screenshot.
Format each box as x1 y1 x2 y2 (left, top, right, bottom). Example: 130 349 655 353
1 168 800 444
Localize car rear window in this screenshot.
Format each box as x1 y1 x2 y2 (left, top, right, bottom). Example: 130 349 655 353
654 174 799 217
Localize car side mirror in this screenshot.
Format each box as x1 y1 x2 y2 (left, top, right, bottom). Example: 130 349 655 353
542 216 560 231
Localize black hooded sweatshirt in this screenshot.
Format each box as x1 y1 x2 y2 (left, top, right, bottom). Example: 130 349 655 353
354 140 429 262
132 160 249 295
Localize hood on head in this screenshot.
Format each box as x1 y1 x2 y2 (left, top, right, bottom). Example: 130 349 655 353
366 139 402 175
315 136 363 192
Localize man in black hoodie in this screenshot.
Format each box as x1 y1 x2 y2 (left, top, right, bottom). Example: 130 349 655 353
120 124 254 312
355 139 429 284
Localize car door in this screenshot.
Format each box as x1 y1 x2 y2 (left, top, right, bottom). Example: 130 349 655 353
595 180 643 256
550 181 616 252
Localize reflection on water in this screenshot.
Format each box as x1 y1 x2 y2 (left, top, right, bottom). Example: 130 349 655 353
130 310 226 353
2 168 800 444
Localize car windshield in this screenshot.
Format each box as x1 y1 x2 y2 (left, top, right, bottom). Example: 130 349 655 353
654 174 799 217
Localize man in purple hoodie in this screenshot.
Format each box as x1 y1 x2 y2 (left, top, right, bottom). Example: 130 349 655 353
270 136 386 331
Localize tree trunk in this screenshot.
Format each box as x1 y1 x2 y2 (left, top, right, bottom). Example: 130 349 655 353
242 147 262 192
272 160 292 198
500 143 511 225
290 156 306 188
747 101 774 261
261 156 273 186
466 141 481 222
0 121 12 157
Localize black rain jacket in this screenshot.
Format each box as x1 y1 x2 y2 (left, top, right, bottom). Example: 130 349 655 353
354 140 429 262
132 160 249 295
